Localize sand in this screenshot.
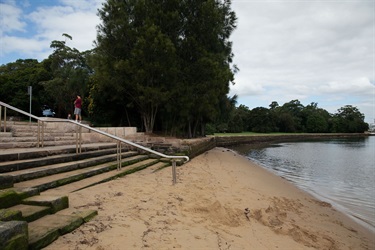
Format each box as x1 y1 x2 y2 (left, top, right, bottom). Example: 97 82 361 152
45 147 375 250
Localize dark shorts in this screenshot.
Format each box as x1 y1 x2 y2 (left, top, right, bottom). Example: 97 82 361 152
74 108 81 115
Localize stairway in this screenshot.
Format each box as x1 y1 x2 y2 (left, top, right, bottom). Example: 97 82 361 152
0 122 171 250
0 121 79 149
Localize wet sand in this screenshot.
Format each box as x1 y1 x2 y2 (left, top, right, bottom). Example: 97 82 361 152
46 147 375 249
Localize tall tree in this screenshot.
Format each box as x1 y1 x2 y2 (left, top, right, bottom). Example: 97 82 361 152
90 0 237 136
332 105 368 133
175 0 237 137
42 34 92 117
0 59 51 116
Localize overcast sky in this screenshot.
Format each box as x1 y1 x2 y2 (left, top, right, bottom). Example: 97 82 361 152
0 0 374 123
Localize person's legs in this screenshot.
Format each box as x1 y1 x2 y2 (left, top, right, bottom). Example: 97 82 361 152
78 109 82 122
74 108 79 122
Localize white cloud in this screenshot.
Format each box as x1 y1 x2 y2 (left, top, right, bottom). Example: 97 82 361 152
230 1 374 122
0 0 104 62
0 1 26 35
27 2 101 51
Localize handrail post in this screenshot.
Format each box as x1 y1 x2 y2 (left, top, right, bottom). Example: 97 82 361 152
117 141 122 170
41 120 44 147
119 142 122 170
75 124 80 154
0 105 2 132
172 159 177 185
79 125 82 153
75 124 82 154
37 120 40 147
3 106 6 133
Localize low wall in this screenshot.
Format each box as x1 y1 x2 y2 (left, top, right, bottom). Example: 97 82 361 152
84 127 137 143
175 133 369 159
215 133 368 147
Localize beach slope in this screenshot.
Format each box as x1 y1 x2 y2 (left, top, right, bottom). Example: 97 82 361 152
46 147 374 249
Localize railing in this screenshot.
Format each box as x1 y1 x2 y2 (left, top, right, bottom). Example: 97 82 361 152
0 101 189 184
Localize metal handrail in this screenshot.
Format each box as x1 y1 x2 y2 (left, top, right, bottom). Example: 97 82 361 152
0 101 189 183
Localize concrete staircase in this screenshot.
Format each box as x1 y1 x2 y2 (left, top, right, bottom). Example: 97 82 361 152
0 121 79 149
0 122 171 249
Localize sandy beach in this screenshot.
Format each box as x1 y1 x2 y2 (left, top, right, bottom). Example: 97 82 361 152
45 147 374 250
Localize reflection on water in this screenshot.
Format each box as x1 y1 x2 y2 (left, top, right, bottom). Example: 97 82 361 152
230 137 375 231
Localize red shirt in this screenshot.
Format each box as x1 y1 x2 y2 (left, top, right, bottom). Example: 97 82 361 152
75 98 82 109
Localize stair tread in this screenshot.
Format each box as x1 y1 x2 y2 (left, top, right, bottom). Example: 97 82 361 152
28 213 84 248
0 148 118 168
0 151 137 177
0 142 116 154
13 155 152 189
42 159 161 195
10 204 50 217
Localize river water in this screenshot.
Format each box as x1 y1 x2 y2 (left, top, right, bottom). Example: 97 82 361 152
229 136 375 231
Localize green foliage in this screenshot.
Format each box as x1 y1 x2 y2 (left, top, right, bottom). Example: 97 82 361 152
42 35 92 117
90 0 237 136
248 107 274 133
331 105 368 133
226 100 369 134
0 59 51 116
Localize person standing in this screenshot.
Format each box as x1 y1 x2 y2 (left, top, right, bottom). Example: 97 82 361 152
74 95 82 123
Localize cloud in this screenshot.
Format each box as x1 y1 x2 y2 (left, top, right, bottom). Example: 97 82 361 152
0 1 26 35
230 1 374 122
0 0 104 62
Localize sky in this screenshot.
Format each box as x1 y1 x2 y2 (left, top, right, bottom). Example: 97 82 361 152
0 0 374 124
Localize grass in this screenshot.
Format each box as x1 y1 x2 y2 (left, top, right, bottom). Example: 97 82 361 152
213 132 307 136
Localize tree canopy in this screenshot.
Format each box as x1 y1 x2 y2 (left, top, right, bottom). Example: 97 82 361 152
0 0 370 135
89 0 237 136
208 100 368 134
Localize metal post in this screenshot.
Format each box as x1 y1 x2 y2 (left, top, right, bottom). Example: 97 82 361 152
41 121 44 147
0 105 2 132
172 160 177 185
28 86 32 123
76 124 78 154
117 141 122 170
3 107 6 133
117 142 119 170
119 142 122 170
37 120 40 147
79 126 82 153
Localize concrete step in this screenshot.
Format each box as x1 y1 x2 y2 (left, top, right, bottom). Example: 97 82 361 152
1 151 138 182
11 132 75 138
6 204 52 222
28 210 97 250
0 143 117 162
0 135 75 142
0 187 40 209
21 195 69 214
43 159 168 196
0 140 80 149
14 155 152 192
0 148 119 173
0 132 12 138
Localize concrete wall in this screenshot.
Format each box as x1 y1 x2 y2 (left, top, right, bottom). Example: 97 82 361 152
215 133 369 147
43 121 138 143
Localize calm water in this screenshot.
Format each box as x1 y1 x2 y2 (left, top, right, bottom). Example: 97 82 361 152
229 136 375 231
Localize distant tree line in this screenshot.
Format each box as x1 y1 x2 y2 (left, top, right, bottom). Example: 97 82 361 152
0 0 369 136
207 98 369 134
